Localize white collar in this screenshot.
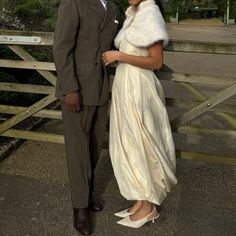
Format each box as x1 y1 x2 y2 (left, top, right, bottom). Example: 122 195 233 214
99 0 107 10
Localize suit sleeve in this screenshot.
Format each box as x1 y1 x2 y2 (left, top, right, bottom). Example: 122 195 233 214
53 0 80 95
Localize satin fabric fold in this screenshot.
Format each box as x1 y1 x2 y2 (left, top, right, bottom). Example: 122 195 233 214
109 38 177 205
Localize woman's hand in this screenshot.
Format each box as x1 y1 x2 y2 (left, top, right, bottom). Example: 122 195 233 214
103 42 163 70
102 50 121 66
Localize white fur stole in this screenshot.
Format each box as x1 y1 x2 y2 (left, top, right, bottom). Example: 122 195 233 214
115 0 169 49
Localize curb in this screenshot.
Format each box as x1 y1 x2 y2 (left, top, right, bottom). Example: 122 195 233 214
0 138 23 162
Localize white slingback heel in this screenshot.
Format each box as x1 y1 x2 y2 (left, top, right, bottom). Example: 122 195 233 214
114 208 135 218
117 207 160 228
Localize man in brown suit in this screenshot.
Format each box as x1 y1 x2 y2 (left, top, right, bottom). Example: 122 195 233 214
53 0 119 234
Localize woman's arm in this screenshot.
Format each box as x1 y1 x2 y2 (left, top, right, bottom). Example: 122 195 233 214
102 41 163 70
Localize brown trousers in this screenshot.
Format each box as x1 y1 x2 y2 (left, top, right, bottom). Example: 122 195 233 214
61 102 108 208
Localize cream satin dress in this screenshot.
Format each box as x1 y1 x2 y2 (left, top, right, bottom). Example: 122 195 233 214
109 36 178 205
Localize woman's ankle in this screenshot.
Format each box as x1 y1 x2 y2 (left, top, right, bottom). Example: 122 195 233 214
141 201 154 212
129 200 142 213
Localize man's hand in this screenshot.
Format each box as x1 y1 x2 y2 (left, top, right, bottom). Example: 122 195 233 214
64 91 81 112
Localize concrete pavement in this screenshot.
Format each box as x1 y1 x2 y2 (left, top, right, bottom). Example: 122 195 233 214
0 121 236 236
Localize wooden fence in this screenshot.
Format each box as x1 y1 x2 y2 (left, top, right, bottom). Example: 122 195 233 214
0 29 236 164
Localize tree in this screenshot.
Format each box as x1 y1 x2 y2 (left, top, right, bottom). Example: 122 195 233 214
218 0 236 18
229 0 236 18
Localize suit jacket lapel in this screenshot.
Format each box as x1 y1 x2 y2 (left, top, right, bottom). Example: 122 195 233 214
101 0 116 29
89 0 106 20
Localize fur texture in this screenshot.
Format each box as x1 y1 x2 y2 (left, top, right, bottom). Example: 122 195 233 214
115 0 169 49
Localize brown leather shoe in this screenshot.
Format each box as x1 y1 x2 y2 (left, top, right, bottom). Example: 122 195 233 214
73 208 92 235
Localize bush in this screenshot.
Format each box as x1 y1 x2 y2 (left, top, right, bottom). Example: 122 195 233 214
4 0 60 31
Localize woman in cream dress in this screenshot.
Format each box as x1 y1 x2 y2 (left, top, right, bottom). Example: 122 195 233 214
103 0 177 228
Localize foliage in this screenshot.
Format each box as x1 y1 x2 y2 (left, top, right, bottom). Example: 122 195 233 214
218 0 236 18
0 69 45 106
228 0 236 18
4 0 60 31
170 0 187 16
113 0 128 24
0 71 18 105
232 0 236 18
3 0 137 31
169 0 236 19
189 0 236 18
0 45 50 106
113 0 165 22
0 45 19 60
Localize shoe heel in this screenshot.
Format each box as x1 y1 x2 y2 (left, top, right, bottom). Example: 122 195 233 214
151 214 160 223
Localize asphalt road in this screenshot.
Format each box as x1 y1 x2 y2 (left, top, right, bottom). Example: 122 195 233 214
167 24 236 44
165 24 236 78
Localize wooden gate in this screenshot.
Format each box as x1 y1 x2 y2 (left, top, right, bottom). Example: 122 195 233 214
0 30 63 143
0 29 236 164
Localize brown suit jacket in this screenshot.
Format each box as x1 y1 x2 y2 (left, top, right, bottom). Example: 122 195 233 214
53 0 119 105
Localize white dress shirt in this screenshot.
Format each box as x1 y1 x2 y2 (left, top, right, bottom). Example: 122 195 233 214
100 0 107 10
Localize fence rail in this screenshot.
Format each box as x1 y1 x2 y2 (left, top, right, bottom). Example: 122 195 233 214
0 29 236 164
